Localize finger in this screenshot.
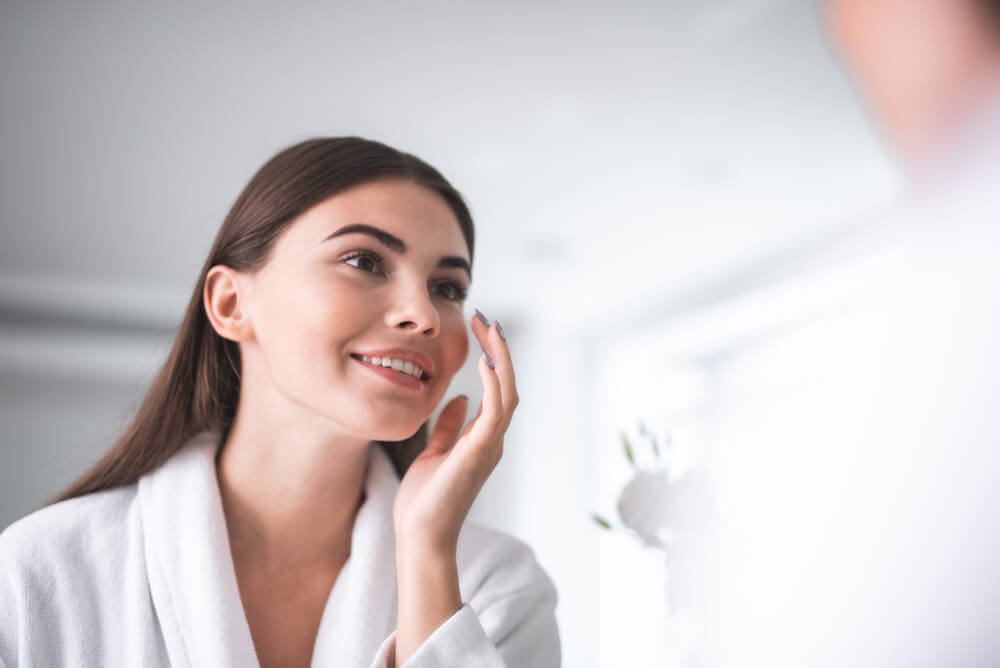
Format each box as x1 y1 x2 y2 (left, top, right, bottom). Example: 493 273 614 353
458 398 483 440
424 395 469 456
469 310 518 423
486 318 518 424
469 309 492 349
461 351 504 450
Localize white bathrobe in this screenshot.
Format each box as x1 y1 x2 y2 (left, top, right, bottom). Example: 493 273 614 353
0 431 561 667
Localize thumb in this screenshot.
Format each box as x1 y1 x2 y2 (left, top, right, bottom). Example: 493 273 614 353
424 395 469 456
457 398 483 440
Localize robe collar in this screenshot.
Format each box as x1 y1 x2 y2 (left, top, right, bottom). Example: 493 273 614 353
138 430 400 667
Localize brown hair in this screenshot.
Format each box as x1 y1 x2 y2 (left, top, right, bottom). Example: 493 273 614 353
976 0 1000 36
49 137 475 505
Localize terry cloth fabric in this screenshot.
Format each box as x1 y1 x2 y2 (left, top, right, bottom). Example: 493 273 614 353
0 430 561 667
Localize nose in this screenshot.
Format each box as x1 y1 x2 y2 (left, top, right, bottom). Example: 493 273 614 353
386 280 440 337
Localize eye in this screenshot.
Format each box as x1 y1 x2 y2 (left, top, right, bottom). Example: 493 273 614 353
432 281 468 302
342 249 385 274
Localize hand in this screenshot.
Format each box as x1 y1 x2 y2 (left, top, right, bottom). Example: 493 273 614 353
392 311 519 554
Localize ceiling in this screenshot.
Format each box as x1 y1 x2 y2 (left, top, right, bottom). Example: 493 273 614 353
0 0 901 334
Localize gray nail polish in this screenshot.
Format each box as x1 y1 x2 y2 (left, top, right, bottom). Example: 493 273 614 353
496 320 507 342
483 350 495 370
474 308 490 325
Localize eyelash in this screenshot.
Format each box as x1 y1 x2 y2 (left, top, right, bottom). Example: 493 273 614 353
342 248 468 302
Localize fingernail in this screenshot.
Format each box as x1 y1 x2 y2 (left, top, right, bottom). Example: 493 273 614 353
495 320 507 342
474 308 490 326
482 350 495 370
458 394 469 401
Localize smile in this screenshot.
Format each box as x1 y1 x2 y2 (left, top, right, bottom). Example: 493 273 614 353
350 354 428 389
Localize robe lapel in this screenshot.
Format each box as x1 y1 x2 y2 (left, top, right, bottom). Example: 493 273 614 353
138 430 260 668
137 430 401 668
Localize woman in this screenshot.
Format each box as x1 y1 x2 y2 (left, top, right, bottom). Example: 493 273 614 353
0 138 561 667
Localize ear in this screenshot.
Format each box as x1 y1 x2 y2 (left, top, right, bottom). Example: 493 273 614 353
203 265 254 342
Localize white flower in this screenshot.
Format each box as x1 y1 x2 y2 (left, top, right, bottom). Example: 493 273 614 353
617 466 719 612
617 468 672 548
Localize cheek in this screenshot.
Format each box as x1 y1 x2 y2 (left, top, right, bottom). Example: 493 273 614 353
440 315 470 375
252 277 362 367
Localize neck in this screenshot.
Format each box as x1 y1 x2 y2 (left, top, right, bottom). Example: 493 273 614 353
215 386 372 571
902 72 1000 177
895 66 1000 166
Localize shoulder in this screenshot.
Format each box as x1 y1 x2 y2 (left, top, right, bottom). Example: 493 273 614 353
456 522 558 612
0 483 139 576
0 484 142 661
0 484 165 665
453 524 561 665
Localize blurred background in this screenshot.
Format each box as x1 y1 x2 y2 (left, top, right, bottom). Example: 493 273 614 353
6 0 994 666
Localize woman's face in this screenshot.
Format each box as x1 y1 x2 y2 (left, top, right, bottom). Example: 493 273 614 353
238 178 472 441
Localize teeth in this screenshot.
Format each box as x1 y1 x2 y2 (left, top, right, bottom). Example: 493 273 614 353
361 355 424 379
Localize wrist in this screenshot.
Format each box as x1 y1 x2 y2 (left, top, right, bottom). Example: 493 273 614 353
394 526 458 559
394 539 462 667
395 538 458 578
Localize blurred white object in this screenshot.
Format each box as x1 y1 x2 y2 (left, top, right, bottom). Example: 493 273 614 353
617 468 672 550
605 430 721 668
710 20 1000 662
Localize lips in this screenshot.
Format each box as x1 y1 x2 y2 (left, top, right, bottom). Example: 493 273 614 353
349 348 435 380
350 354 427 389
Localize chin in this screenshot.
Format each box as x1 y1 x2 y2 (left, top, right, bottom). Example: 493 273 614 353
368 419 426 443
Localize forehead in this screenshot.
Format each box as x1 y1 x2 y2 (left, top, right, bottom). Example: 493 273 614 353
284 178 470 260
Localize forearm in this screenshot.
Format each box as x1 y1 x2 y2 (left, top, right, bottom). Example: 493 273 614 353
394 540 463 668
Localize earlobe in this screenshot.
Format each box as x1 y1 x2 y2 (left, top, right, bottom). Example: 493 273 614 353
203 265 254 342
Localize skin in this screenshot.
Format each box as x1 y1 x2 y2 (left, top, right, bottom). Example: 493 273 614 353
202 178 517 668
825 0 1000 164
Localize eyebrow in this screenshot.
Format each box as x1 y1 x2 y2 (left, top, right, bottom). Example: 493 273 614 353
323 223 472 278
